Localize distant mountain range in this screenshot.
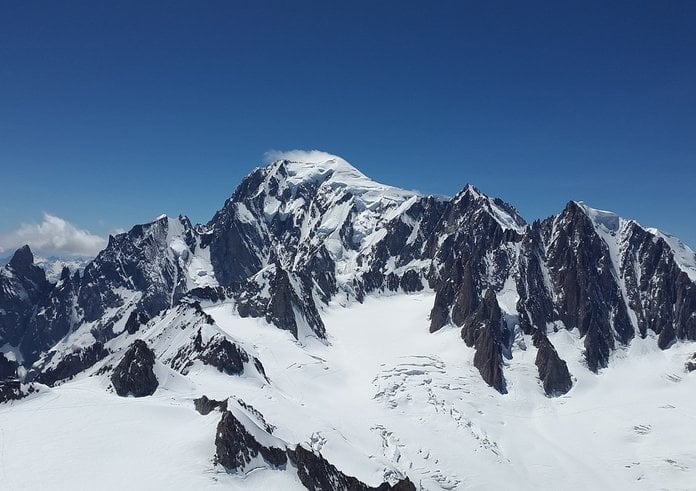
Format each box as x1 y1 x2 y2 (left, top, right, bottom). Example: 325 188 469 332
0 253 91 282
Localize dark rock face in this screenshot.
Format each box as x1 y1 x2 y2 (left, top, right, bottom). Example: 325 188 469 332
170 328 254 377
0 246 81 366
8 245 47 286
215 410 287 471
0 353 18 380
357 196 446 299
0 246 52 350
288 445 417 491
193 395 228 415
235 263 326 339
185 286 228 303
428 188 523 333
686 353 696 373
125 310 149 335
20 268 80 364
0 379 37 403
35 342 109 386
207 217 267 289
78 216 192 324
459 289 509 394
381 479 417 491
264 265 300 337
542 202 633 372
619 223 696 346
235 398 276 433
385 479 418 491
111 340 158 397
0 353 19 380
215 408 414 491
532 330 572 396
515 222 556 335
199 336 249 375
288 444 377 491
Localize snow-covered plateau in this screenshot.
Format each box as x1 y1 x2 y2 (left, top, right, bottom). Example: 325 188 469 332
1 151 696 490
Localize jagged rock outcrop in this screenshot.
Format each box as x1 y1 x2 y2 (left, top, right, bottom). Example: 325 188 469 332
619 223 696 347
215 409 287 471
289 445 416 491
0 352 18 380
686 353 696 373
428 186 524 333
124 310 149 335
459 289 509 393
34 342 109 386
0 246 81 365
0 246 52 351
185 285 228 303
198 335 249 375
193 395 228 415
235 263 326 339
78 216 194 324
357 195 446 299
111 339 158 397
543 202 633 371
20 267 80 364
515 222 556 335
215 407 416 490
169 325 260 377
0 379 38 403
532 330 572 396
380 479 418 491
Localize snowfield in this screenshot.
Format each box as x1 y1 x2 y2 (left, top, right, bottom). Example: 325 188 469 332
2 292 696 490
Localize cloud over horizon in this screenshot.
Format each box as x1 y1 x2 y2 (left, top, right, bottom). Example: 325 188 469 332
263 149 342 165
0 213 107 257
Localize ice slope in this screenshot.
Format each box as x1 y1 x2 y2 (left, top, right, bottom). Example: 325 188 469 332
278 152 416 206
3 293 696 490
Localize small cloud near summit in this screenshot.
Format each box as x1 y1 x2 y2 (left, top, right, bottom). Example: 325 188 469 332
263 149 342 164
0 213 107 257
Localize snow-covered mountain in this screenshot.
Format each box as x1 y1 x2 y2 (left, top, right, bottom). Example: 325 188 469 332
2 152 696 490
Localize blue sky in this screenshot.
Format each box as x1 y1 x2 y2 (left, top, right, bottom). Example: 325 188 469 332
1 1 695 254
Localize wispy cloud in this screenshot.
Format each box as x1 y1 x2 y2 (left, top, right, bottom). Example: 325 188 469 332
0 213 107 257
263 149 341 164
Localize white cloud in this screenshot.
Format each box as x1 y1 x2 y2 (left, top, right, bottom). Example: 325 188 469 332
0 213 107 257
263 149 341 164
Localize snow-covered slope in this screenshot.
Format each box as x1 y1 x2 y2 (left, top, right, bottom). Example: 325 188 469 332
2 294 696 490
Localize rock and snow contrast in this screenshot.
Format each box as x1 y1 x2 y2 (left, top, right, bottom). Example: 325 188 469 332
1 151 696 490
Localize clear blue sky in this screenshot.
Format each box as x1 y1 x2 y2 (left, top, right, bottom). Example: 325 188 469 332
1 1 695 254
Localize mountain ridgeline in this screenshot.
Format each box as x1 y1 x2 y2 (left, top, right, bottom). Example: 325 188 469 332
2 154 696 400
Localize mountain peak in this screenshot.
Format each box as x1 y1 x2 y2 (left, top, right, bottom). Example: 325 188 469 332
4 244 49 289
9 244 34 270
266 150 416 201
453 183 527 232
572 201 621 232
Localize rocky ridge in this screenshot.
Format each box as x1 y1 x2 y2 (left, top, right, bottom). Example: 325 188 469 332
2 154 696 396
